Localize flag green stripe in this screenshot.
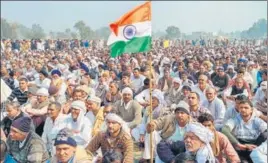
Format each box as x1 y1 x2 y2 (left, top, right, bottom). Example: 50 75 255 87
109 36 151 58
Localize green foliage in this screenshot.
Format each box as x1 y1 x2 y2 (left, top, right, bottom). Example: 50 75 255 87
241 18 267 39
165 26 181 39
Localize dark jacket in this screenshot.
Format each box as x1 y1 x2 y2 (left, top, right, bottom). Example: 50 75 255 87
7 132 49 163
1 112 34 136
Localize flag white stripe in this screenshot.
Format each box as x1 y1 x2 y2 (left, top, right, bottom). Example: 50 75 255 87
107 20 151 46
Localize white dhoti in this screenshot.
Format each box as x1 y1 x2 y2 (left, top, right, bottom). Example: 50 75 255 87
131 126 141 142
143 130 162 159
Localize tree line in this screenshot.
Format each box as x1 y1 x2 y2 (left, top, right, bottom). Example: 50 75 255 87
1 18 267 40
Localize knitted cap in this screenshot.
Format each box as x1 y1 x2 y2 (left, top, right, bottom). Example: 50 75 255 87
11 116 32 133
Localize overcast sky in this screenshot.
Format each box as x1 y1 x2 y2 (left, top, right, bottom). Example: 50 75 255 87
1 1 267 34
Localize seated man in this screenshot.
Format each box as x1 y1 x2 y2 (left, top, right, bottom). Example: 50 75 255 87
198 113 240 163
147 101 192 163
202 87 226 130
85 113 133 163
85 96 104 137
1 101 34 136
50 128 92 163
113 87 142 142
7 116 49 162
183 122 216 163
224 95 267 122
222 100 267 162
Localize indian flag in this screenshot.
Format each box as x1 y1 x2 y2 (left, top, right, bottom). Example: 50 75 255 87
107 1 152 58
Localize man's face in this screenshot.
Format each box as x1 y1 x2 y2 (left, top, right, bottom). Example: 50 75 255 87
39 73 45 80
6 107 19 119
173 82 180 89
56 144 76 163
202 121 214 131
71 108 80 120
164 71 170 78
37 95 47 103
198 76 207 87
235 100 242 111
106 119 121 134
239 103 253 118
103 106 112 118
19 80 28 90
86 101 98 112
9 127 26 141
133 70 139 78
178 65 184 72
205 89 215 102
123 93 132 103
188 93 198 107
152 97 159 108
122 76 129 84
235 79 244 89
188 64 193 70
109 83 117 94
183 89 190 96
175 111 189 124
73 92 83 101
47 105 60 119
184 132 203 153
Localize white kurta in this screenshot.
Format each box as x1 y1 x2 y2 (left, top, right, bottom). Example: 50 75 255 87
65 115 93 148
202 97 226 130
42 114 68 155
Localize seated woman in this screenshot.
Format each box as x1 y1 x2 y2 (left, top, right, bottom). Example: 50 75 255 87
222 100 267 162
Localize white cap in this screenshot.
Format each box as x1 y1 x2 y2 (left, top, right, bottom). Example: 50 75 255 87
36 88 49 97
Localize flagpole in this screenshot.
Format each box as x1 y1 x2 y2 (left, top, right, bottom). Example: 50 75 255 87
149 52 154 163
147 1 153 163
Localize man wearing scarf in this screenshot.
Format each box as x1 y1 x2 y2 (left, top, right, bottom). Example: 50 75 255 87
183 122 215 163
85 113 133 163
113 87 142 142
85 96 104 137
139 91 170 162
65 100 92 148
165 78 182 108
198 113 240 163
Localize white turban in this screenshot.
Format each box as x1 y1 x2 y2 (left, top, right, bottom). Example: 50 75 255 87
71 100 86 113
105 113 131 136
186 122 215 162
122 87 133 96
173 77 181 85
152 91 165 106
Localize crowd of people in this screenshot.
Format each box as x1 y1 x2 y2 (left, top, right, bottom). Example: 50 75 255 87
0 38 267 163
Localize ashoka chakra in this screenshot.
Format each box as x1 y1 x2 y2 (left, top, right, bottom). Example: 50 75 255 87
123 25 137 40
